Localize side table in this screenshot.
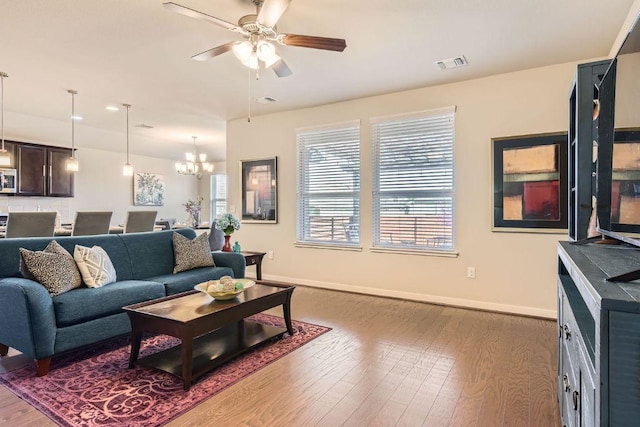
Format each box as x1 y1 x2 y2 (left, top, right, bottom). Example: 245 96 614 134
242 251 266 280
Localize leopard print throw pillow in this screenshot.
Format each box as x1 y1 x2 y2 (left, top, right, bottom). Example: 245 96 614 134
173 232 215 274
19 240 82 296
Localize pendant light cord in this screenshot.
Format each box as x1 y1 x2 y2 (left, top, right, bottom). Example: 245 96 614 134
247 67 252 123
124 104 131 164
1 72 7 151
68 89 77 156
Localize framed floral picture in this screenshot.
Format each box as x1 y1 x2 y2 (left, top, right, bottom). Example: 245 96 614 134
240 157 277 223
134 173 165 206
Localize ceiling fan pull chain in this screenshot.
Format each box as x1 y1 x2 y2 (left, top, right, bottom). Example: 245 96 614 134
247 67 252 123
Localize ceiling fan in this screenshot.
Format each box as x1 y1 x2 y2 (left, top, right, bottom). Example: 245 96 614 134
163 0 347 78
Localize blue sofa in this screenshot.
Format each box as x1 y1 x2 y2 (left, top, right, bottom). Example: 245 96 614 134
0 228 245 376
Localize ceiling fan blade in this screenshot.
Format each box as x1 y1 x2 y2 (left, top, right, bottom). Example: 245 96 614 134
163 2 243 33
257 0 293 28
192 42 236 61
281 34 346 52
271 58 292 78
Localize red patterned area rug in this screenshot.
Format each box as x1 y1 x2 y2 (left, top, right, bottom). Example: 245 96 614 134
0 314 330 427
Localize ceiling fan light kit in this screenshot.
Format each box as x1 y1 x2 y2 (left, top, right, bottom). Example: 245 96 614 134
163 0 346 77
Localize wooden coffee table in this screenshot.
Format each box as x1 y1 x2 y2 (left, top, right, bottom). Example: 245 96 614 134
123 281 295 390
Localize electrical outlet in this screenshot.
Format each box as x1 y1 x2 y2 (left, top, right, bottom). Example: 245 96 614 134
268 250 274 259
229 205 236 213
467 267 476 279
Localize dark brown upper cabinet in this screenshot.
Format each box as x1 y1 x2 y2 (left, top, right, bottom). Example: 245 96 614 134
17 144 74 197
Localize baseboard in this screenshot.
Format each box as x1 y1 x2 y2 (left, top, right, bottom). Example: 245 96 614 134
262 274 557 320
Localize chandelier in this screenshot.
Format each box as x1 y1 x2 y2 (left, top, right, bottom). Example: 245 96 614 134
175 136 213 178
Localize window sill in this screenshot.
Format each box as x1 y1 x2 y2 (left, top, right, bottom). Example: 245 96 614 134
294 242 363 252
369 246 459 258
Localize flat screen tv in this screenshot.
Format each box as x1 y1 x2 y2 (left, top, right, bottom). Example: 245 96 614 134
594 12 640 280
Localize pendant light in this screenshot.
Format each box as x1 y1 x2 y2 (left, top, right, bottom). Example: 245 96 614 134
0 72 10 167
122 104 133 176
66 89 79 172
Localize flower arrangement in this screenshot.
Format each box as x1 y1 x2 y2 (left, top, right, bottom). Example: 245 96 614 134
215 213 241 235
183 197 203 227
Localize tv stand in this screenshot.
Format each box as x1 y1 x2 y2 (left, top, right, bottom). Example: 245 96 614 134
558 241 640 425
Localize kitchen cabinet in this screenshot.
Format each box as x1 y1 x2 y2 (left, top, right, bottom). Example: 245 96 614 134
17 144 74 197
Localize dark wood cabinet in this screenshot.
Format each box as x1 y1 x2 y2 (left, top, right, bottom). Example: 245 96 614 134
568 60 611 241
47 147 74 197
17 144 74 197
17 144 46 195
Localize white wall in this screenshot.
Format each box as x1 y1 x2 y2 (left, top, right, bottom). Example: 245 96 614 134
226 60 594 319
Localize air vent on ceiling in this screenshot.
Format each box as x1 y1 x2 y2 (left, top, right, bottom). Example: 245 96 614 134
434 55 469 70
135 124 154 129
256 96 278 104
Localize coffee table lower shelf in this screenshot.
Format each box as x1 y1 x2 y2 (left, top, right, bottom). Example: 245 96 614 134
136 320 287 387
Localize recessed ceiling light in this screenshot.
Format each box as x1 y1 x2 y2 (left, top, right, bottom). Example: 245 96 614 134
106 105 119 112
71 115 83 121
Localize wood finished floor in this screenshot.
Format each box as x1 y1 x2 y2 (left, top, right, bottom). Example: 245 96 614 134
0 286 561 426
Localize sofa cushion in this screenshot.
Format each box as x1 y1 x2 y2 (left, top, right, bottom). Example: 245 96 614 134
74 245 117 288
149 266 234 295
173 232 215 273
120 228 195 279
20 241 82 296
53 280 166 327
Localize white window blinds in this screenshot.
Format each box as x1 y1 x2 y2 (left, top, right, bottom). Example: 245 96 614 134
296 122 361 245
210 173 227 219
372 107 455 251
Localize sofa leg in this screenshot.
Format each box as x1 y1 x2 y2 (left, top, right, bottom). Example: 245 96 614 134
35 357 51 376
0 343 8 356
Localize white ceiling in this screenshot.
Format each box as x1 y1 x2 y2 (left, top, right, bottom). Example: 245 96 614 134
0 0 635 161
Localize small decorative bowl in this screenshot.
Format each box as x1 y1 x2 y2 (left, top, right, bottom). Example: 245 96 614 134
194 278 255 300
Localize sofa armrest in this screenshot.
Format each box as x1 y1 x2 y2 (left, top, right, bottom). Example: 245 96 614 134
0 278 57 359
211 252 246 278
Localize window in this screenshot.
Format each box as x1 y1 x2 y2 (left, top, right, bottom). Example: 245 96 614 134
296 121 360 246
372 107 455 251
210 173 227 221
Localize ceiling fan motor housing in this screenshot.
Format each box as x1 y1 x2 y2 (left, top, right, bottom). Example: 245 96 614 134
238 15 278 40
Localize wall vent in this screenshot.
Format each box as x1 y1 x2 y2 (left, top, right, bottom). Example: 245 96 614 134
434 55 469 70
256 96 278 104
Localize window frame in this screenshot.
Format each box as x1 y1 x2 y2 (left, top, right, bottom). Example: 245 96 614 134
210 173 227 222
371 106 457 255
295 120 361 249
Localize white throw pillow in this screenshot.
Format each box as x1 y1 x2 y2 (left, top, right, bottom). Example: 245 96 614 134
74 245 117 288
